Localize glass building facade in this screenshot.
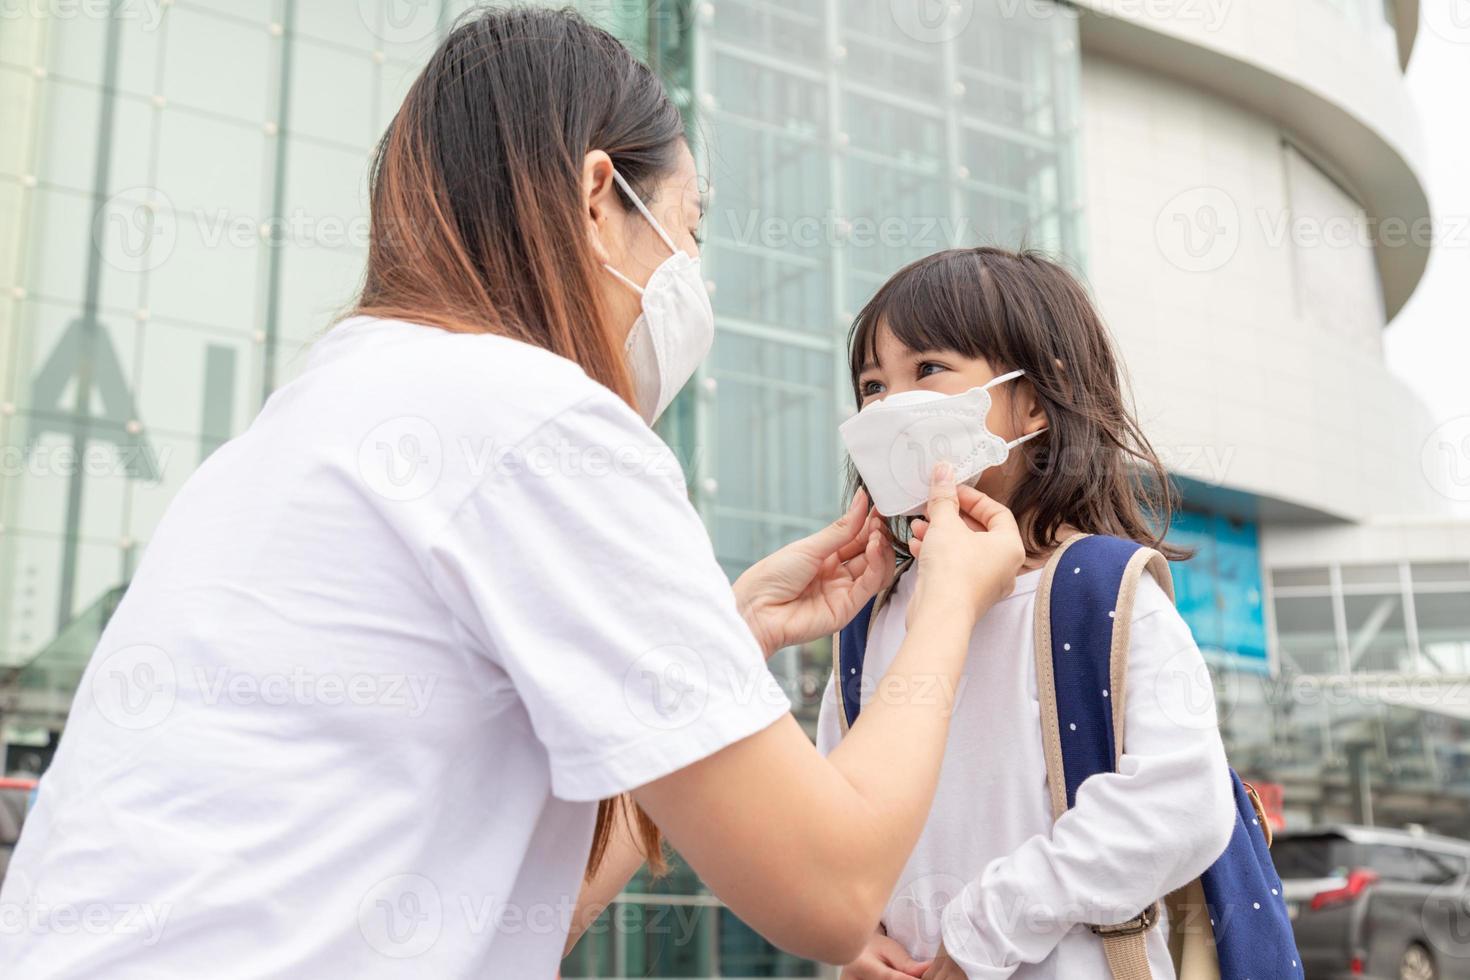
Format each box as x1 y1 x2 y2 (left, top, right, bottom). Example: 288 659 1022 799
1226 559 1470 834
0 1 1083 974
679 0 1083 739
1 0 489 699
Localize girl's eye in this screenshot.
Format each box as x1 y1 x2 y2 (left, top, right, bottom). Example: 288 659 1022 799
860 379 885 397
918 361 947 379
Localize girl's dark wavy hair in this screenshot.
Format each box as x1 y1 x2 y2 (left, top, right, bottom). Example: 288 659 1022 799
847 247 1189 562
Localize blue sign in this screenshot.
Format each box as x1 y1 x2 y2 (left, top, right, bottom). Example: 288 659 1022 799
1167 512 1269 673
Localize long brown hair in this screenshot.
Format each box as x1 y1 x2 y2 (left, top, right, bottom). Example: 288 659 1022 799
848 247 1188 561
354 6 679 878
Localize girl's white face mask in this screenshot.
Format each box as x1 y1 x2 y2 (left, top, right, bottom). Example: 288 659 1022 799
603 169 714 424
839 369 1047 517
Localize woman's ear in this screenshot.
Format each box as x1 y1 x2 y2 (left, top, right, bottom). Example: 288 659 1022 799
583 149 617 266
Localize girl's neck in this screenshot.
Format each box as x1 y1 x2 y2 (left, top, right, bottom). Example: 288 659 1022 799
1021 523 1081 573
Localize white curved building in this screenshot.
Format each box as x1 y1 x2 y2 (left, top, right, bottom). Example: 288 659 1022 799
1076 0 1438 523
1066 0 1469 834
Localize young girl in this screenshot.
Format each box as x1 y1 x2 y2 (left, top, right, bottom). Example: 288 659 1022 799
818 248 1236 980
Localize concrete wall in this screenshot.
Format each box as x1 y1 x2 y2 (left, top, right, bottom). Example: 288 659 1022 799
1074 6 1445 522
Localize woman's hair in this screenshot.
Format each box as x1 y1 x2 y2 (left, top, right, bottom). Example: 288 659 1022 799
354 5 681 880
354 4 686 410
848 247 1188 561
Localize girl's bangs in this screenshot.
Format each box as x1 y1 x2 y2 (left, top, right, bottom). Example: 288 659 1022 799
850 251 1003 386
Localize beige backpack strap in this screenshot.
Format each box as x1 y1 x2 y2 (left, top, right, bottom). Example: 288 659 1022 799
1035 536 1176 980
831 628 848 736
1101 938 1152 980
1097 912 1160 980
1165 881 1222 980
1106 547 1174 761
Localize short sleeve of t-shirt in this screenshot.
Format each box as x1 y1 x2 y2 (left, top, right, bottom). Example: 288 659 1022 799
426 388 791 801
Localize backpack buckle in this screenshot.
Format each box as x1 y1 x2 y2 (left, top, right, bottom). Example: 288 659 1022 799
1089 901 1160 937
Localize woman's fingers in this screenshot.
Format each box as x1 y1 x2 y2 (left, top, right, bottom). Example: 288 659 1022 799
803 489 870 558
835 512 879 563
911 509 979 542
843 521 895 589
955 484 1019 534
926 462 958 520
851 530 890 597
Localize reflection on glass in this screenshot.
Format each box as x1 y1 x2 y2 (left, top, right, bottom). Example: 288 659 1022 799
1275 594 1342 675
1413 591 1470 675
1341 592 1409 673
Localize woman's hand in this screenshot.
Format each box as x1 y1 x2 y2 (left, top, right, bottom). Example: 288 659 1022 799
839 928 930 980
733 490 895 657
905 463 1025 630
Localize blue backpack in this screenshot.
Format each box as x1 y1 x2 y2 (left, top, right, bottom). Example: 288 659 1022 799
834 533 1302 979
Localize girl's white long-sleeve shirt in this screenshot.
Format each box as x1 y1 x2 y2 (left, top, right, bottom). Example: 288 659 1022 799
816 565 1236 979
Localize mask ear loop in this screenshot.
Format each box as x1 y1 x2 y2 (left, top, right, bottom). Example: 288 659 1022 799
1005 427 1047 450
610 169 679 255
604 263 646 297
981 369 1049 449
982 368 1027 390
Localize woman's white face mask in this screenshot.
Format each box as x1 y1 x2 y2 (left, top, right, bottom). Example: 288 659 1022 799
603 169 714 424
840 369 1047 517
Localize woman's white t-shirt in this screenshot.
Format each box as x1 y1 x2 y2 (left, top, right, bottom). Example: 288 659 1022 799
0 317 790 977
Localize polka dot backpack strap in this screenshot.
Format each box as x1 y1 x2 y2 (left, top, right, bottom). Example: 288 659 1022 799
834 558 911 736
1034 534 1302 980
833 595 878 736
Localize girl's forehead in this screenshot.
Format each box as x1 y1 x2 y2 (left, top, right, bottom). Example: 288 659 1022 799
860 323 902 370
866 321 917 357
864 323 953 367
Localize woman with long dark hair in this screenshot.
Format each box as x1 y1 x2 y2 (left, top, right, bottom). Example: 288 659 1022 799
0 9 1023 976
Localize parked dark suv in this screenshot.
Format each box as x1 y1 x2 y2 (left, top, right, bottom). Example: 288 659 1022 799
1276 825 1470 979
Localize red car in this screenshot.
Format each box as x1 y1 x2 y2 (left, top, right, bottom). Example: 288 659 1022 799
0 777 38 884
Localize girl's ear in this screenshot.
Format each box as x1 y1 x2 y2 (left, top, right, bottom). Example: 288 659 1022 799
583 149 617 266
1014 356 1069 435
1016 373 1050 437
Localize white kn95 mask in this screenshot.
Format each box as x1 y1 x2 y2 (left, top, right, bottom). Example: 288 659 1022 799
839 369 1047 517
